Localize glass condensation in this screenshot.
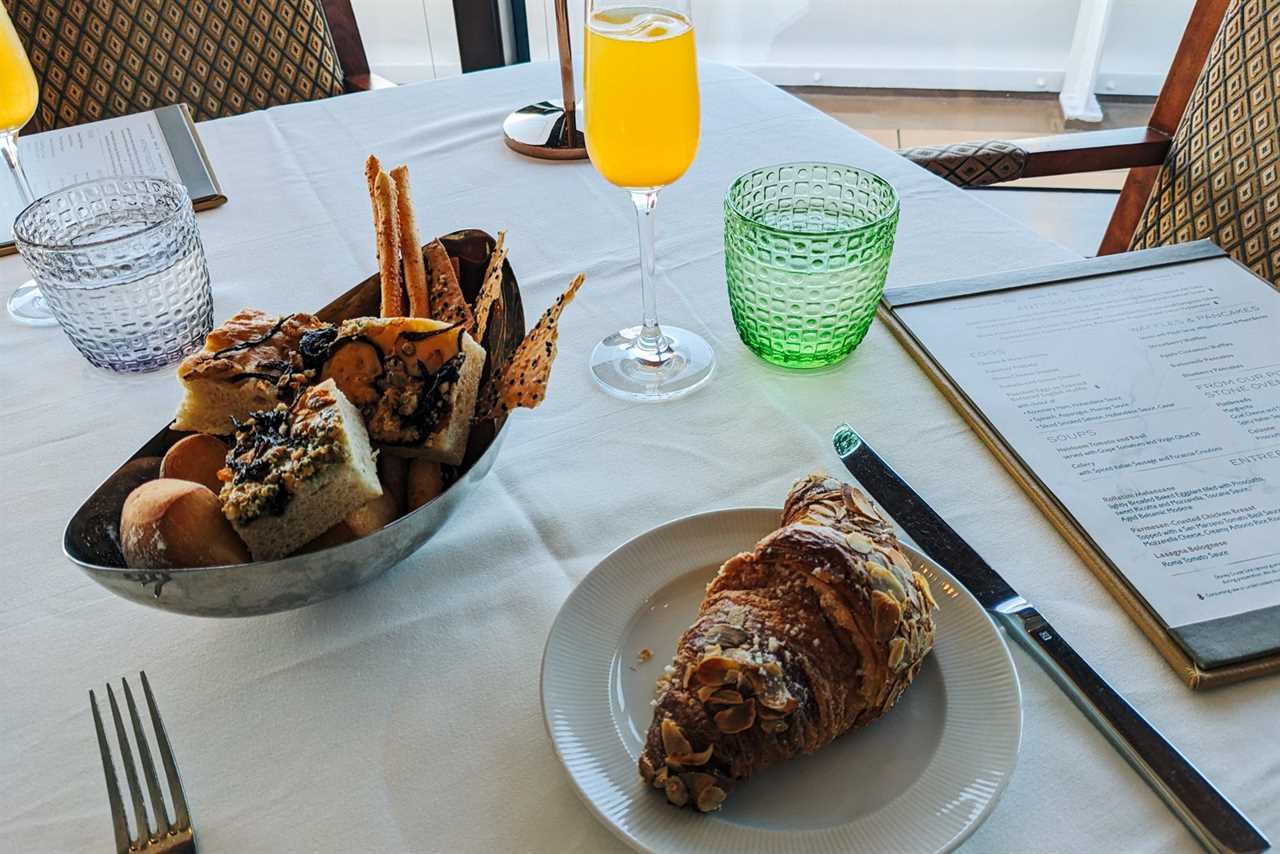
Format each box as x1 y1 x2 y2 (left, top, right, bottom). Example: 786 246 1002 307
14 176 213 373
725 163 899 368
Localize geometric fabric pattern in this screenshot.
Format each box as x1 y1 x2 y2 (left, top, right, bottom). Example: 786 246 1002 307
1131 0 1280 289
897 139 1029 188
5 0 345 129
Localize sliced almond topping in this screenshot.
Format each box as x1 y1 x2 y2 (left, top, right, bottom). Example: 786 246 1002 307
660 718 692 757
695 684 722 702
888 636 908 671
696 785 727 813
639 753 656 781
872 589 903 640
664 775 688 807
705 624 748 647
844 530 875 554
914 571 939 610
667 744 714 767
889 548 913 574
713 698 757 734
707 689 744 708
692 655 740 688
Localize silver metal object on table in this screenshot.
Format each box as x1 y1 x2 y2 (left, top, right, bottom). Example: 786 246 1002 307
90 672 195 854
62 229 525 617
502 0 587 159
832 424 1270 854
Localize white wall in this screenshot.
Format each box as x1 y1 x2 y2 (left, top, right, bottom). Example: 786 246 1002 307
522 0 1197 96
350 0 461 83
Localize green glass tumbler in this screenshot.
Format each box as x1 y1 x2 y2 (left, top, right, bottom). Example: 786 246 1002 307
725 163 900 368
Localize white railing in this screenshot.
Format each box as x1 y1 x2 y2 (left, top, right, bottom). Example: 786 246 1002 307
354 0 1194 101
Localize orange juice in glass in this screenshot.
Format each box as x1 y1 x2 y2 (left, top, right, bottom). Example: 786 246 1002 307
585 7 699 189
0 6 37 132
0 4 52 326
584 2 714 401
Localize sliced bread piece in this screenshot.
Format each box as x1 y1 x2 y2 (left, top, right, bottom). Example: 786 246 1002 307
220 380 381 561
174 308 331 435
318 316 486 465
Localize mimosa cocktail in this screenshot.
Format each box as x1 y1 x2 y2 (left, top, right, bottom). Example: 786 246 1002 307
0 7 37 131
584 2 714 401
1 5 51 326
585 8 699 189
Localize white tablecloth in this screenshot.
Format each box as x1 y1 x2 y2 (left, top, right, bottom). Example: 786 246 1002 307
2 62 1276 853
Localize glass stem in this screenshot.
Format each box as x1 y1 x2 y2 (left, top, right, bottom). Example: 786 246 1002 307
1 130 33 205
630 188 667 357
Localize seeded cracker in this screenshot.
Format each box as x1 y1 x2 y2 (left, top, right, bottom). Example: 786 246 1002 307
472 230 507 340
478 272 585 419
425 239 474 328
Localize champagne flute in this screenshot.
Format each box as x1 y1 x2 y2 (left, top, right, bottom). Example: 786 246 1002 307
1 5 53 327
584 0 714 400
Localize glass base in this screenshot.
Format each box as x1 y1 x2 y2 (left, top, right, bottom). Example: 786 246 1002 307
590 324 715 401
7 281 58 327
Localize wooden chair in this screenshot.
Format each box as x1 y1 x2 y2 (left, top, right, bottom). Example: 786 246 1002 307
6 0 389 133
899 0 1280 288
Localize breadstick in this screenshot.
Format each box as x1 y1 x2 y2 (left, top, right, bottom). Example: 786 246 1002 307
364 154 381 198
372 169 405 317
390 165 429 318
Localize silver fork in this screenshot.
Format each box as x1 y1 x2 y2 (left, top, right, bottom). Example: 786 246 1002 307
90 672 195 853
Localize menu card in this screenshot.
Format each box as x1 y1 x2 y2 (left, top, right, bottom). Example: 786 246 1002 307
886 242 1280 673
0 104 223 253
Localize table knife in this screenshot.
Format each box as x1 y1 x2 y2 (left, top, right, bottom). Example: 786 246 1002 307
832 424 1269 854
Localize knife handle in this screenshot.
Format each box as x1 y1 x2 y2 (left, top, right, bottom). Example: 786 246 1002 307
995 602 1269 854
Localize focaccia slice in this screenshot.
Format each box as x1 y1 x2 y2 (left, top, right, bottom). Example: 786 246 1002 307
220 380 382 561
315 317 486 465
174 309 329 435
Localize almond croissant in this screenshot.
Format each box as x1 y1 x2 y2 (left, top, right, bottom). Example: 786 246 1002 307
638 474 938 812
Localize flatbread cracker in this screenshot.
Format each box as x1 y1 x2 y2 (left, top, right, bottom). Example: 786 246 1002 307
372 169 405 317
472 230 507 340
425 238 474 328
391 165 429 318
477 272 585 419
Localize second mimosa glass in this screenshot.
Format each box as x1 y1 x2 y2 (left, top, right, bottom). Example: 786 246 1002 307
0 5 53 327
584 1 714 400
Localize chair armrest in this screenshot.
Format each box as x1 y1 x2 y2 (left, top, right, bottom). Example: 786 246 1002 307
344 73 398 93
899 127 1172 188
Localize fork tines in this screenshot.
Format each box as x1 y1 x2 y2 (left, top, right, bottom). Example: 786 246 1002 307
90 672 194 853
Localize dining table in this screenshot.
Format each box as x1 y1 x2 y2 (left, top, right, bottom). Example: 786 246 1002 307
1 60 1276 853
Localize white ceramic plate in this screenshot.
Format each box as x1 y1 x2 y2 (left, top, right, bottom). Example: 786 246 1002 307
542 508 1022 854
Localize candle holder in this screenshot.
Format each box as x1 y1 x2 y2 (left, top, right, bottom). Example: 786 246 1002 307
503 0 587 160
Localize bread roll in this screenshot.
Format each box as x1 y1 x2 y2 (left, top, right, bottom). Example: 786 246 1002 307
159 433 228 494
407 459 444 511
120 479 249 569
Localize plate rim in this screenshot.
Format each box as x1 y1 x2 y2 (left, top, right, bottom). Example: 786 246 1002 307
541 505 1023 854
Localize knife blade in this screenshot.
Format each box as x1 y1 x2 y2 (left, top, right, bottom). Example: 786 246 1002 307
832 423 1269 854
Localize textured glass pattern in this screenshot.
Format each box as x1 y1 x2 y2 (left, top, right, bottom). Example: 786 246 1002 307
725 163 899 368
15 176 212 373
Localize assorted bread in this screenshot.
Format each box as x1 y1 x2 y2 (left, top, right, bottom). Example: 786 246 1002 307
638 474 938 813
117 156 586 570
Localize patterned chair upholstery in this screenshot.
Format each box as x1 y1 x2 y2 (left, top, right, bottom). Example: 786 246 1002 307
5 0 346 129
1129 0 1280 284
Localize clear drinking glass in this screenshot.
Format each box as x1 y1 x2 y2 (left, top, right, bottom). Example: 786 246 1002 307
725 163 900 368
583 0 715 400
14 176 214 373
0 3 54 327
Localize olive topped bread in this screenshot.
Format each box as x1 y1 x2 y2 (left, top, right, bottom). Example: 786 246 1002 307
172 313 486 466
314 316 486 466
221 380 382 561
174 308 328 435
